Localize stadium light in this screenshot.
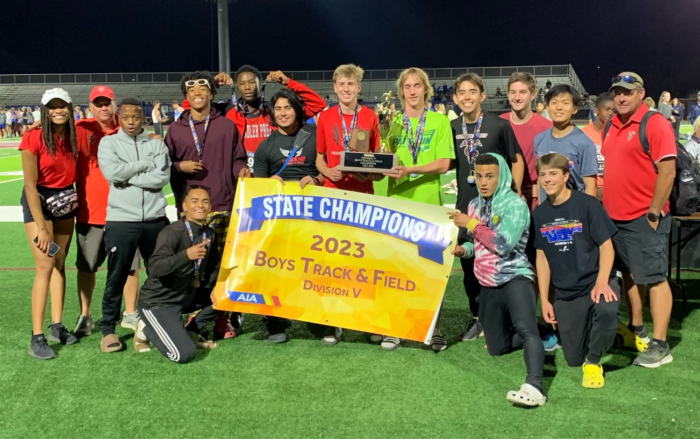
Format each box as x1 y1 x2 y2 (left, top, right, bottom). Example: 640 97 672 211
202 0 235 74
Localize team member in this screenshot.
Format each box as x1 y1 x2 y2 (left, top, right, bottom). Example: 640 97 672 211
314 63 382 345
21 88 87 359
222 66 326 175
97 98 171 353
166 71 246 339
603 72 676 368
450 73 524 342
501 72 553 209
151 100 166 137
534 153 631 388
73 86 142 337
533 85 598 202
254 88 325 343
580 92 615 200
134 185 220 363
450 153 546 407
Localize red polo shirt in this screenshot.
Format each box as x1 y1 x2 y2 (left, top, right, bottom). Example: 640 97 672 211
602 105 676 221
75 118 120 225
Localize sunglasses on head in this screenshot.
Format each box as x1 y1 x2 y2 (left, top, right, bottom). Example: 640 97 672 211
185 79 211 90
612 75 641 86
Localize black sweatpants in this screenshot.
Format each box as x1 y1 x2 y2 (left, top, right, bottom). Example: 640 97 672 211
479 276 544 391
460 257 481 318
139 302 217 364
100 218 169 335
553 278 620 367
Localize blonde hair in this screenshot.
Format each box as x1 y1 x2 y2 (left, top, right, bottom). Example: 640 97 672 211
333 64 364 83
693 117 700 133
396 67 434 108
644 97 656 109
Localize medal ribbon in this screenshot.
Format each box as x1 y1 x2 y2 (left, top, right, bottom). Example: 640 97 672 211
482 199 492 228
188 114 210 161
462 111 484 164
338 105 360 151
402 109 428 165
184 220 207 280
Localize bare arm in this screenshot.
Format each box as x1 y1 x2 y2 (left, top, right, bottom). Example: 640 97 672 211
511 153 525 195
596 239 615 286
584 176 597 197
21 151 50 250
649 158 676 215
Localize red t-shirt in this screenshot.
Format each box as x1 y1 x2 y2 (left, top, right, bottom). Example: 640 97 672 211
19 128 82 188
316 106 380 194
500 112 552 187
75 118 120 225
602 105 677 220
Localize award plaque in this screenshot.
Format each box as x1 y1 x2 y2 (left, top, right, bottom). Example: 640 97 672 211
336 92 399 174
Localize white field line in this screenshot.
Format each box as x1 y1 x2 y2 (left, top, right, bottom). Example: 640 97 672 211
0 171 23 176
0 205 179 222
0 177 23 184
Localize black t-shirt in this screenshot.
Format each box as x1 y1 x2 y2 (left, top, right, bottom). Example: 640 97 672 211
533 190 618 301
253 125 318 180
451 112 522 212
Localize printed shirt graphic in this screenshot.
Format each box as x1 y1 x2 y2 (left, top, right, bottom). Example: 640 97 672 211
253 127 319 181
533 126 598 202
383 110 455 206
533 191 618 300
580 122 605 187
242 113 273 171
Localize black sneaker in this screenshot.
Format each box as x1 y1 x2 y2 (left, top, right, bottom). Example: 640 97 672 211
48 323 79 345
459 318 483 341
28 334 56 360
633 340 673 368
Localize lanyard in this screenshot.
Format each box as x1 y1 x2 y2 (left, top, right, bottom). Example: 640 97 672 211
188 114 210 162
462 112 484 184
184 220 207 280
234 83 266 115
482 199 492 228
338 105 360 151
402 109 428 165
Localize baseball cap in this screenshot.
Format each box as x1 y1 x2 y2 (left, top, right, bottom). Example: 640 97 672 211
90 85 115 102
609 72 644 91
41 88 72 105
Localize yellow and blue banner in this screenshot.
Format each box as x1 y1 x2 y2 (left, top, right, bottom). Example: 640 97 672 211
213 179 458 343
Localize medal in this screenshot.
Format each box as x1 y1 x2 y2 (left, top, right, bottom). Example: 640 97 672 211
185 220 207 288
357 131 366 141
339 105 360 151
410 173 420 179
462 112 484 186
402 109 428 168
188 114 210 162
467 172 476 185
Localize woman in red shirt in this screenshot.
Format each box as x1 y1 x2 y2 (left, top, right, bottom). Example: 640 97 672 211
20 88 84 360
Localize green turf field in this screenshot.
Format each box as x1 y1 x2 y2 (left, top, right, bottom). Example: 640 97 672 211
1 124 699 438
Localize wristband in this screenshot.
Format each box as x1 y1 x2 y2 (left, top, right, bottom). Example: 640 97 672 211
313 177 320 185
466 218 480 232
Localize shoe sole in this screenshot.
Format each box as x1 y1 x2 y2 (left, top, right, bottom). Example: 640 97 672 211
120 322 137 331
47 335 79 345
381 343 401 351
321 338 340 346
544 343 561 352
459 330 484 342
134 344 151 353
27 348 56 360
634 354 674 369
506 392 546 407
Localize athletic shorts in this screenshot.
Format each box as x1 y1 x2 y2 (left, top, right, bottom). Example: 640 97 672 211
0 124 5 129
20 186 77 224
75 222 141 273
612 214 671 285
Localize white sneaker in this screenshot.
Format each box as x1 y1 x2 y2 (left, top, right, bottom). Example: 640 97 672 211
120 311 139 331
321 328 343 346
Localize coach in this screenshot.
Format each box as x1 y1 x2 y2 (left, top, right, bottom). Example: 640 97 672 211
602 72 676 369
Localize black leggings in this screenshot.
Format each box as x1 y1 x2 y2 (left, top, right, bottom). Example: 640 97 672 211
479 276 544 391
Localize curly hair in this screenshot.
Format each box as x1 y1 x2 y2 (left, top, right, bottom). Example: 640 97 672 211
180 71 219 97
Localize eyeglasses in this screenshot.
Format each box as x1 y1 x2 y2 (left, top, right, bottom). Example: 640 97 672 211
611 75 641 86
185 79 211 90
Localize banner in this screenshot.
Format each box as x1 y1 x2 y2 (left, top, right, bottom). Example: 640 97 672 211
213 179 458 343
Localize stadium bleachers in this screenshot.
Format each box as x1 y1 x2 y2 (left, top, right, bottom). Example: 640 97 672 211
0 65 587 111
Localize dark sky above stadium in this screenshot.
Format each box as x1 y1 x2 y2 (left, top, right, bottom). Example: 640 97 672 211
2 0 697 98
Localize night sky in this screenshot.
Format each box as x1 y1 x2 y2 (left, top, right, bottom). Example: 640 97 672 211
2 0 698 98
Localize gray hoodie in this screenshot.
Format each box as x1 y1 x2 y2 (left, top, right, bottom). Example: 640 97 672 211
98 128 170 222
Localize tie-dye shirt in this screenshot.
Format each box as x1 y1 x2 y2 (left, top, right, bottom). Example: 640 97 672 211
462 153 533 287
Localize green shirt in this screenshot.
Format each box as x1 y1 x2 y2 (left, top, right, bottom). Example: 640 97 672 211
378 110 454 206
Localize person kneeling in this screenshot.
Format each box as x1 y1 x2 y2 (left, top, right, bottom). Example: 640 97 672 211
450 153 546 407
134 185 221 364
534 153 621 388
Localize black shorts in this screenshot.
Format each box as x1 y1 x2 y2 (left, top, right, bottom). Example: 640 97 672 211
612 214 671 285
75 223 141 273
20 186 77 224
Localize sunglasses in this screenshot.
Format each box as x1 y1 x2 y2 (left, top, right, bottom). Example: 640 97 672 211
185 79 211 90
611 75 641 86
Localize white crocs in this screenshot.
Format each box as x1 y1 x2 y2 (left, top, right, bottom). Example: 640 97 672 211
506 383 547 407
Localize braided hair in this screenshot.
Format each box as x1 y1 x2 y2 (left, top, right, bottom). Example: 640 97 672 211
41 103 79 160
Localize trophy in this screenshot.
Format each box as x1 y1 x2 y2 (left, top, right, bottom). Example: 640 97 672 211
337 91 398 174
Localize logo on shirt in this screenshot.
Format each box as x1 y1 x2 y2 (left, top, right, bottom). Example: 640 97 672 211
280 148 306 165
392 129 436 152
540 220 582 246
245 122 272 139
628 131 637 142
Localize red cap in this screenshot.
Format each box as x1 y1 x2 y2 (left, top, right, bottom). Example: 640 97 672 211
89 85 115 103
182 99 191 110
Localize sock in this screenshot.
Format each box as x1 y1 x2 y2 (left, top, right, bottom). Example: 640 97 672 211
652 338 669 349
529 384 544 395
629 324 647 337
585 354 601 366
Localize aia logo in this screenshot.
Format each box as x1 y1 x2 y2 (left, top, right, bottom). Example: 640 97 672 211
628 131 637 142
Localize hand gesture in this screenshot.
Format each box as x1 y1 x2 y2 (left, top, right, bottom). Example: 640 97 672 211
447 211 475 228
35 228 53 254
541 301 557 324
591 281 618 304
214 72 234 86
266 71 290 86
180 160 203 174
187 241 208 261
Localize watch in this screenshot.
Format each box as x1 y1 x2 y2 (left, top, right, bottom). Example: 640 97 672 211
313 177 321 185
647 211 659 222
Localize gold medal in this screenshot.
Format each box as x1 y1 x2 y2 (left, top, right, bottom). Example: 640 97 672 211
357 131 366 141
193 279 201 288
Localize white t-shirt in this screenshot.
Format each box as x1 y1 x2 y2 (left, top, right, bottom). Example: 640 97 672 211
32 110 40 121
152 109 160 123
